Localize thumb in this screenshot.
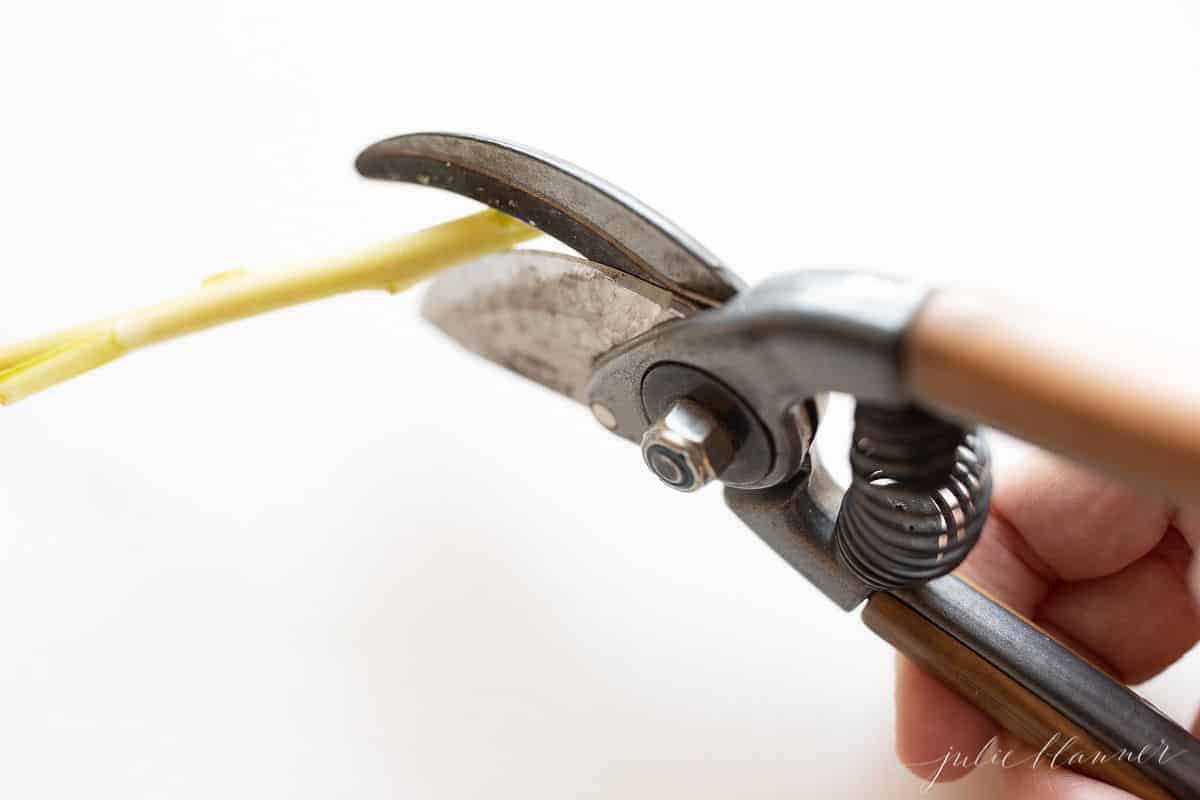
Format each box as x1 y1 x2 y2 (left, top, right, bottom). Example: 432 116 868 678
1175 503 1200 606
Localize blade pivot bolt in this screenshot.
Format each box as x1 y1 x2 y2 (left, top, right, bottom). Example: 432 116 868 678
640 399 734 491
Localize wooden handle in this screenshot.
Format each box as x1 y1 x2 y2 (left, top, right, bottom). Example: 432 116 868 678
864 581 1199 799
905 289 1200 505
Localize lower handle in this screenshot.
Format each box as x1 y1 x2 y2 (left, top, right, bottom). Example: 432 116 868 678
863 578 1199 799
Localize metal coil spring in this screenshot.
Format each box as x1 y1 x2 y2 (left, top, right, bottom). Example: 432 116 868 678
833 403 992 590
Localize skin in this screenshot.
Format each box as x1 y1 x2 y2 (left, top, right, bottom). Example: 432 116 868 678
894 450 1200 798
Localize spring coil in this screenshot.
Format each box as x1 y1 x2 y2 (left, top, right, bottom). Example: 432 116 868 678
833 403 992 590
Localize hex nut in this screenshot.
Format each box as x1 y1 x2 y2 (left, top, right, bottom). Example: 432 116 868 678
640 399 734 491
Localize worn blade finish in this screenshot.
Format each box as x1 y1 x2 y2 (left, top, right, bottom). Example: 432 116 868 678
421 250 688 402
357 132 742 307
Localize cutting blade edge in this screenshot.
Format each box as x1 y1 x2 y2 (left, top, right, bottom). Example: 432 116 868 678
421 250 690 402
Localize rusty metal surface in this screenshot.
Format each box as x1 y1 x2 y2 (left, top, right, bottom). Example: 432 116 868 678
421 250 690 402
357 132 743 307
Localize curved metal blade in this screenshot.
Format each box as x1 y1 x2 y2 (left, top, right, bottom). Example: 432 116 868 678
421 250 692 402
356 132 742 307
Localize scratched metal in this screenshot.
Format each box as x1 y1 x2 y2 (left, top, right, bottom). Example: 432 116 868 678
422 250 692 402
357 132 743 307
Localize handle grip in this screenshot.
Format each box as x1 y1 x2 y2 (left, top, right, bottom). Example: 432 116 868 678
864 577 1200 799
905 289 1200 505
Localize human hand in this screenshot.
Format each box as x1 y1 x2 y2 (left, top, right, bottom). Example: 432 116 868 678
895 450 1200 797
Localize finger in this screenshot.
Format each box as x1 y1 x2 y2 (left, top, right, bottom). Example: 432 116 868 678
997 742 1141 800
1000 765 1139 799
1173 501 1200 605
894 653 998 783
963 451 1198 680
990 450 1174 583
1037 529 1200 682
953 449 1168 621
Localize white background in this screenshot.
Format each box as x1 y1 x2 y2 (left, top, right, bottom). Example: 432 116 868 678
1 1 1198 797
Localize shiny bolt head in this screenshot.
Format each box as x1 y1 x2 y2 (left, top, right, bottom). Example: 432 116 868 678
640 399 734 492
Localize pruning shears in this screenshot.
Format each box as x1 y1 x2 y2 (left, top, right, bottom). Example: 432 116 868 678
355 132 1200 799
